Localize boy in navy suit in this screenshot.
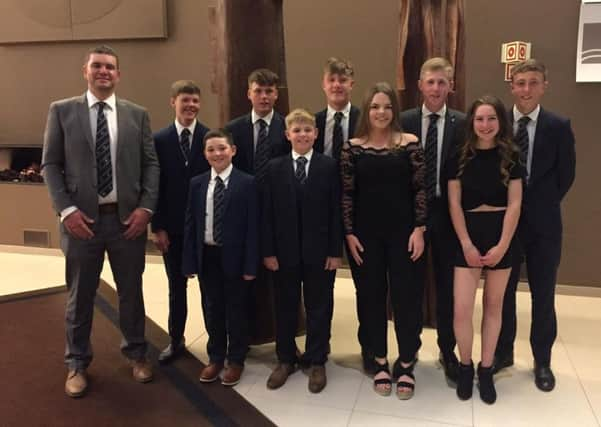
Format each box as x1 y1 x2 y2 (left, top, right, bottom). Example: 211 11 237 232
262 109 342 393
152 80 210 364
182 129 259 386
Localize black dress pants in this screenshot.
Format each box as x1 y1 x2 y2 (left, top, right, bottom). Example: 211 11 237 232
497 226 561 366
354 231 423 362
161 234 188 345
199 245 250 365
273 263 335 365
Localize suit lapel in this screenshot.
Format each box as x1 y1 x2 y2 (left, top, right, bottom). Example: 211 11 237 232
116 98 129 166
168 124 187 166
349 105 360 138
197 174 209 233
223 167 237 215
441 109 458 167
245 114 255 168
190 124 204 164
77 94 94 153
530 108 548 183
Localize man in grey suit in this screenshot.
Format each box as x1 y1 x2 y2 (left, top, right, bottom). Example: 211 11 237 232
42 45 160 398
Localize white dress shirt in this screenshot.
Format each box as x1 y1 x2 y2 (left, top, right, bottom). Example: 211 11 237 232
205 164 233 245
324 103 351 157
421 104 447 197
292 149 313 176
174 118 197 152
513 104 540 176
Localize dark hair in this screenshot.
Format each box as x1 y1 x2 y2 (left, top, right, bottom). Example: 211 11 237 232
459 95 518 186
203 128 234 148
510 58 547 81
354 82 402 141
324 57 354 78
170 80 201 98
84 45 119 68
247 68 279 87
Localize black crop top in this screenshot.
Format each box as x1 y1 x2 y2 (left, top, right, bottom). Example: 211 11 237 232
447 147 525 211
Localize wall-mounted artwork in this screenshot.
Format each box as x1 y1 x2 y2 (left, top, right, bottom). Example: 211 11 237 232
577 0 601 82
0 0 167 44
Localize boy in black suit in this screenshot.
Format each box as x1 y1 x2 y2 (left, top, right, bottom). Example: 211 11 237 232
399 57 466 384
262 109 342 393
314 57 360 161
495 59 576 392
182 129 259 387
152 80 210 363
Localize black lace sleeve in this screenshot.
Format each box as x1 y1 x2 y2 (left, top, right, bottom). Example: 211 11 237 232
340 141 356 234
407 141 427 226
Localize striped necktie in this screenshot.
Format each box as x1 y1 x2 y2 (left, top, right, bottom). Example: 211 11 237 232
424 113 439 201
213 176 225 245
96 102 113 197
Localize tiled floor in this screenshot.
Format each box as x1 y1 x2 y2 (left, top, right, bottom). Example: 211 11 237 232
2 244 600 427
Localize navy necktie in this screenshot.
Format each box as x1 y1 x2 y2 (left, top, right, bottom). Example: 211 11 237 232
332 111 344 159
213 176 225 245
424 112 439 201
254 119 270 185
180 128 191 163
516 116 531 168
96 102 113 197
295 156 308 184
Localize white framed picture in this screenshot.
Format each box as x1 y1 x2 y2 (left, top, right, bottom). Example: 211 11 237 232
577 0 601 82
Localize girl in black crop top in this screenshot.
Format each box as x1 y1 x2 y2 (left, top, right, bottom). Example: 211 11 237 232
447 95 524 404
340 82 426 400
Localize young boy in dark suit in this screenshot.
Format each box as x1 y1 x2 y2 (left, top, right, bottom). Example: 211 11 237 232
152 80 210 363
182 129 259 387
262 109 342 393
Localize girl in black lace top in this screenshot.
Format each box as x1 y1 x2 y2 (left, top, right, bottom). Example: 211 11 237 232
447 95 524 404
340 82 426 399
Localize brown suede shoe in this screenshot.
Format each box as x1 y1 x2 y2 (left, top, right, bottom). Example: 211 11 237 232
65 369 87 398
199 362 224 383
308 365 327 393
266 363 295 390
221 363 243 386
130 359 153 383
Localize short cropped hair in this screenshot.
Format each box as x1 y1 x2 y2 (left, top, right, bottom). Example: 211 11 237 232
285 108 316 128
420 57 454 80
84 45 119 68
170 80 201 98
203 128 234 148
247 68 279 87
324 57 354 78
510 59 547 81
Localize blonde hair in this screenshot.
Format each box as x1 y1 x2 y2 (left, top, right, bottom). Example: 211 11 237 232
285 108 316 128
420 57 454 80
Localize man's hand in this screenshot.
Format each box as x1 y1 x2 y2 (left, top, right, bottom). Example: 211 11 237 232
324 257 342 270
243 275 256 281
263 256 279 271
153 229 170 253
63 210 95 240
123 208 151 240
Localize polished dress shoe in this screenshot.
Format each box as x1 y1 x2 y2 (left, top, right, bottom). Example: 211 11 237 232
221 363 244 386
158 340 186 364
267 363 296 389
65 369 88 398
438 352 459 384
492 353 514 374
308 365 327 393
199 362 224 383
534 364 555 392
131 359 153 383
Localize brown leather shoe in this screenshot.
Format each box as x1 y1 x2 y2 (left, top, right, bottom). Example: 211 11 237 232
199 362 224 383
308 365 327 393
65 369 87 398
267 363 295 390
221 363 243 386
130 359 153 383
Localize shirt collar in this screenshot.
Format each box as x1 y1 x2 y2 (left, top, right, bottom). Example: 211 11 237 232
174 118 197 137
422 103 446 118
292 149 313 163
252 109 274 126
513 104 540 123
211 163 233 182
87 90 116 111
326 102 351 120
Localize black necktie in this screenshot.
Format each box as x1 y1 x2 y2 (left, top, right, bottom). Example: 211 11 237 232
516 116 531 169
332 111 344 159
254 119 270 185
96 102 113 197
180 128 191 163
295 156 308 184
424 112 439 201
213 176 225 245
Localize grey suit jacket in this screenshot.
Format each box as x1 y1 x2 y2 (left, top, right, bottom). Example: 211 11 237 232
42 93 160 222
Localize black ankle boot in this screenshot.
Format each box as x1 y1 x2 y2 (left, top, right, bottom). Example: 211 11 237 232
456 361 474 400
477 363 497 404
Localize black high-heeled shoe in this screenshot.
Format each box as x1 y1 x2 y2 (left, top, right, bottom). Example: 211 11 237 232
456 361 474 400
478 363 497 404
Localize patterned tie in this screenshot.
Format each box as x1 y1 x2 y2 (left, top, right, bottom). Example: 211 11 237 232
180 128 191 163
295 156 308 184
254 119 270 185
332 111 344 159
95 102 113 197
515 116 531 169
424 113 439 201
213 176 225 245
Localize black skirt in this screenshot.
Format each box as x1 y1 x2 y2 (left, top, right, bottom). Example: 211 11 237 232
454 210 515 270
